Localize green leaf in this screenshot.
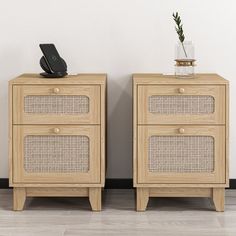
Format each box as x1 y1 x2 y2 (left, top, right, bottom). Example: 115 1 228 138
172 12 186 44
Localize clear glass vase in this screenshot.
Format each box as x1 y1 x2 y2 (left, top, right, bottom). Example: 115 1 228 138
175 41 195 78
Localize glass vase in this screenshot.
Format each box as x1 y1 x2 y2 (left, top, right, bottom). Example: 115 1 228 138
175 41 195 78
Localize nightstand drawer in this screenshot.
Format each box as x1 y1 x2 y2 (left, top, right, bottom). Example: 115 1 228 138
137 125 225 184
13 125 100 184
13 85 100 124
138 85 225 124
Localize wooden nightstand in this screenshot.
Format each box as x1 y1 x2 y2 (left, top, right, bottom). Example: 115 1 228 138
9 74 106 211
133 74 229 211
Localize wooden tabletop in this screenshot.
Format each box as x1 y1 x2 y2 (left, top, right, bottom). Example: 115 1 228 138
133 73 228 85
9 74 107 85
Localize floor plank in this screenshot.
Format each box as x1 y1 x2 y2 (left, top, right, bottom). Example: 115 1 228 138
0 189 236 236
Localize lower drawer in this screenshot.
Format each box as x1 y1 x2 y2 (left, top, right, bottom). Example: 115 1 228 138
137 125 226 184
12 125 101 184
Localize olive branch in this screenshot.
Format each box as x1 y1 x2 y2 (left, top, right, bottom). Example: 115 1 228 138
173 12 187 58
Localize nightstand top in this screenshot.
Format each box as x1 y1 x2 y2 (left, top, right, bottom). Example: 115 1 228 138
133 73 229 85
9 73 107 85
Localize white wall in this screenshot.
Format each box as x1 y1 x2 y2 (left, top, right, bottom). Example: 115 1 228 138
0 0 235 178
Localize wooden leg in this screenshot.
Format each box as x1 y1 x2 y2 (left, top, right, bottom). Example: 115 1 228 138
89 187 102 211
13 187 26 211
136 188 149 212
212 188 225 212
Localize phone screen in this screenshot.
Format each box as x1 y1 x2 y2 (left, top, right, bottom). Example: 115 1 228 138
39 44 66 72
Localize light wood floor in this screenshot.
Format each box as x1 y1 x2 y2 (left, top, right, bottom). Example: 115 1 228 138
0 189 236 236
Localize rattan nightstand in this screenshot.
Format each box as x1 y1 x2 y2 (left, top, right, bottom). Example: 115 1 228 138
133 74 229 211
9 74 106 211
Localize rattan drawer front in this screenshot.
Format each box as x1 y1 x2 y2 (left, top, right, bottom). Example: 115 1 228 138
138 85 225 124
13 85 100 124
149 136 214 173
13 125 100 184
137 126 225 184
24 135 89 173
24 95 89 114
149 95 215 115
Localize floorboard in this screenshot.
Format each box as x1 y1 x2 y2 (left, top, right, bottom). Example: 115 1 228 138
0 189 236 236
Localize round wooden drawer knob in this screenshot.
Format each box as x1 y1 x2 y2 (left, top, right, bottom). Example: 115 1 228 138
53 88 60 94
179 88 185 94
53 128 60 134
179 128 185 134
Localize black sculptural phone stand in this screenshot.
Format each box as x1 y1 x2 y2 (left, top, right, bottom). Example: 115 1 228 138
39 44 68 78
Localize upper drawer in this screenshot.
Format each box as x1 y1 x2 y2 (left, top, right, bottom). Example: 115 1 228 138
137 85 225 124
13 85 100 124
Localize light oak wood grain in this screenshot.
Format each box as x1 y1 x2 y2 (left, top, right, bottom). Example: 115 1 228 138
10 73 107 85
100 83 106 186
213 188 225 212
13 85 100 125
133 73 229 85
133 78 138 188
136 188 149 212
133 74 229 212
133 183 229 188
137 125 225 184
26 187 89 197
9 74 106 211
226 84 229 186
89 187 102 211
138 85 225 124
149 188 212 197
13 125 100 184
13 187 26 211
8 81 13 186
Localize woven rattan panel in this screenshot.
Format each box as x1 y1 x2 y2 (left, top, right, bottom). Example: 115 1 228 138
149 136 214 173
149 95 214 114
24 135 89 173
24 95 89 114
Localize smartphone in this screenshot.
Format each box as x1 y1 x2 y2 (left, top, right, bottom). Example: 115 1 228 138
39 44 66 73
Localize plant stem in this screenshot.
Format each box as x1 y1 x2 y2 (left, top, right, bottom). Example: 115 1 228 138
181 42 188 58
173 12 188 58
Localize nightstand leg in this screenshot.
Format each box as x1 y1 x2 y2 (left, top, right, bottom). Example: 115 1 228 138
213 188 225 212
89 187 102 211
13 187 26 211
136 188 149 211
